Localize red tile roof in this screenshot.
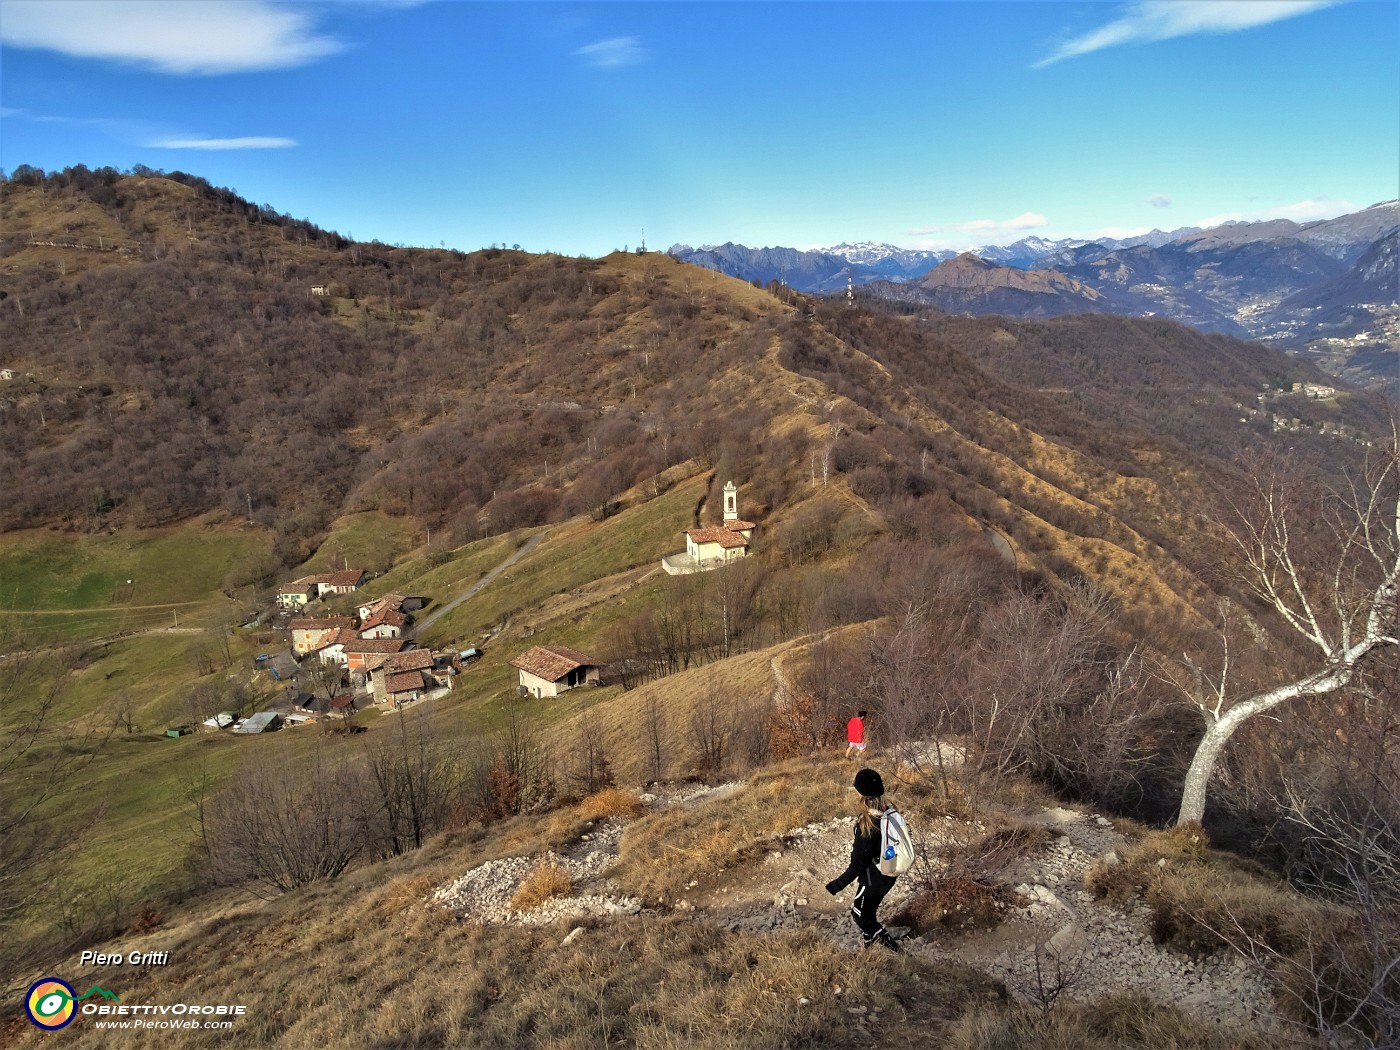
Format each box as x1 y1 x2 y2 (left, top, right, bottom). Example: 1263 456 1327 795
290 616 356 631
724 520 756 531
322 569 367 588
342 637 408 654
686 526 749 549
385 671 425 694
383 649 433 672
361 609 409 631
510 644 598 682
362 593 406 613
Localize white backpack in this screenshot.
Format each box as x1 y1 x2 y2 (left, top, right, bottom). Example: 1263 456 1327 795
878 806 916 877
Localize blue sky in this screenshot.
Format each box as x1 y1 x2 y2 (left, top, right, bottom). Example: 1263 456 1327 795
1 1 1396 255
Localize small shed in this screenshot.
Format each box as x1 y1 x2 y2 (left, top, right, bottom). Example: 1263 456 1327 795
233 711 283 734
510 644 601 698
201 712 237 730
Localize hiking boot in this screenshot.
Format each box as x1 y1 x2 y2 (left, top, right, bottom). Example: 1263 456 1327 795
869 930 902 953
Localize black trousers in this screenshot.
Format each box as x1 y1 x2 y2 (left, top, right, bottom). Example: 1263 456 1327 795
851 869 897 942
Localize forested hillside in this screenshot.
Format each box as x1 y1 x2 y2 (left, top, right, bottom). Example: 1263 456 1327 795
1 170 1383 558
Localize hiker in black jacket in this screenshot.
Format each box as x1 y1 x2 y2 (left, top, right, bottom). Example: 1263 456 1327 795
826 767 900 951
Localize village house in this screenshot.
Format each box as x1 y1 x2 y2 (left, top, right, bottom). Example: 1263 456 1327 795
302 693 358 719
383 671 427 706
277 576 321 611
0 368 16 381
290 616 356 656
356 593 427 620
359 593 404 620
340 636 409 674
663 481 756 575
368 648 435 702
510 644 601 698
311 627 360 667
277 569 368 610
317 568 368 596
359 607 409 639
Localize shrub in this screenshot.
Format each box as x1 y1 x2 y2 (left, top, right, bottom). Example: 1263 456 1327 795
947 992 1273 1049
1085 823 1322 957
895 874 1020 935
509 860 572 911
1085 824 1209 904
579 787 645 822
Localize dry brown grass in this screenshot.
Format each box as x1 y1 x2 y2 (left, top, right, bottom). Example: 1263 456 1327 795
609 756 850 901
579 786 646 821
509 859 573 911
946 992 1279 1050
1085 823 1211 904
1085 823 1325 958
7 866 1009 1050
896 874 1022 935
545 639 801 785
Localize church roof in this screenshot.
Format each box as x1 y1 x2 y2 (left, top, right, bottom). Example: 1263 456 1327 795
687 526 749 549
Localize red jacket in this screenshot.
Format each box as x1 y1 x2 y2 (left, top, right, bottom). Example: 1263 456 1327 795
847 716 864 744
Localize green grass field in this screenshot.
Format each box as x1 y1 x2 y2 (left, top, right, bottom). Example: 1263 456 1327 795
419 477 702 649
0 522 271 644
293 512 420 577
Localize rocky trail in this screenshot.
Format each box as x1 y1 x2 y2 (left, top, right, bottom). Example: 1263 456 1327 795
429 781 1279 1035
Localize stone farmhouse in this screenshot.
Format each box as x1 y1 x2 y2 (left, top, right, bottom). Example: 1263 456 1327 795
510 644 601 698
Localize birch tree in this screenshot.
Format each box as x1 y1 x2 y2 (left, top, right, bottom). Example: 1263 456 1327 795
1176 440 1399 826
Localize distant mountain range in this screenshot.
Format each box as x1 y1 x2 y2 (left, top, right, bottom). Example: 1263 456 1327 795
668 202 1399 388
667 226 1204 292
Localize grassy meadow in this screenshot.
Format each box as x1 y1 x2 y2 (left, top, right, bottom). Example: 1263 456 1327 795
0 520 270 645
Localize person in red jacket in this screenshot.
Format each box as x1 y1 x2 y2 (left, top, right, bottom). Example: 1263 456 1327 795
826 767 901 951
844 710 867 759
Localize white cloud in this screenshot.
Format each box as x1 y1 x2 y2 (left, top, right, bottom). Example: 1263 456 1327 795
148 136 297 150
573 36 648 69
1148 194 1172 208
1195 197 1360 227
1035 1 1342 68
910 211 1048 237
0 0 342 75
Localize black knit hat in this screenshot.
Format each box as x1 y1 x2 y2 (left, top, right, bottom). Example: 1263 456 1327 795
853 768 884 798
